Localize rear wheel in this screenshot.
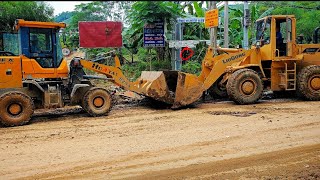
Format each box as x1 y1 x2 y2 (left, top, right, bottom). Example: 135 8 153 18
0 91 34 126
82 87 112 116
297 65 320 100
226 69 263 104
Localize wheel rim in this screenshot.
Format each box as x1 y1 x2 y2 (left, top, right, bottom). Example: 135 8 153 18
7 103 22 116
309 75 320 91
241 80 256 95
93 96 104 108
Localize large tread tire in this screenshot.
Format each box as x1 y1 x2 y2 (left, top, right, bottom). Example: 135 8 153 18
82 87 112 117
226 68 264 104
297 65 320 101
0 91 34 127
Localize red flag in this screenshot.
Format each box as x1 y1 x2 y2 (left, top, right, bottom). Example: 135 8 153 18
79 21 123 48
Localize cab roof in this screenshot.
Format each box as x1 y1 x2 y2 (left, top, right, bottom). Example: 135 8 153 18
256 15 295 22
14 19 66 31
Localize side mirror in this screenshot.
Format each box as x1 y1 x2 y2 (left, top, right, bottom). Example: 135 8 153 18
256 41 261 48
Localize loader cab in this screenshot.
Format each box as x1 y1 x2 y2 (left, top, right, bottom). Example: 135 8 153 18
255 15 296 60
14 19 69 79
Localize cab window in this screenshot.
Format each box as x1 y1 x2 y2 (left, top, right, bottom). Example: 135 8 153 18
29 29 52 53
29 28 53 68
256 18 271 44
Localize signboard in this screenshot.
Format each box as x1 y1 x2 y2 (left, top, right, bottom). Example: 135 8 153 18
143 20 165 47
78 21 123 48
205 9 219 28
177 17 204 23
169 40 211 48
169 40 222 48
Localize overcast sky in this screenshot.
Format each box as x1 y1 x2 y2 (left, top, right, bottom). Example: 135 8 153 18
45 1 92 16
46 1 243 16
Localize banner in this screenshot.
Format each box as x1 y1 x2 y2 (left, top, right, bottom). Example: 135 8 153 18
79 21 122 48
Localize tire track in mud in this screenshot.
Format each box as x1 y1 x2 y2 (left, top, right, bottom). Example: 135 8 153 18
128 143 320 180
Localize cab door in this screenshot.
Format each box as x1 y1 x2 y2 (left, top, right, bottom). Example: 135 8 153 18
20 27 57 78
28 28 55 71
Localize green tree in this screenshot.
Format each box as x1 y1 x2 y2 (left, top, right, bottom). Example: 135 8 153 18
54 11 74 24
0 1 54 32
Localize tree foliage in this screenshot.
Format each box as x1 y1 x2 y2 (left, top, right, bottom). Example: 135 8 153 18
54 11 74 24
0 1 54 32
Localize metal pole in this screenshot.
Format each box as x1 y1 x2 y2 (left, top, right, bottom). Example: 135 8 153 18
243 1 249 49
224 1 229 48
210 1 217 55
175 22 182 70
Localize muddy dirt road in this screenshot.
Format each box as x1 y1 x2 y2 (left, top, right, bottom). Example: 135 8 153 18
0 98 319 179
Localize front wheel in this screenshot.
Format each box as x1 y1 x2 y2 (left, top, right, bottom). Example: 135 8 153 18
0 91 34 126
82 87 112 117
226 69 263 104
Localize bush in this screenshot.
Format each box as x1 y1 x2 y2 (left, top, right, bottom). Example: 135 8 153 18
181 60 201 75
122 61 148 81
151 60 171 71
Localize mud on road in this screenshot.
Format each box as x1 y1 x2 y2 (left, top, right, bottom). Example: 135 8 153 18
0 97 319 179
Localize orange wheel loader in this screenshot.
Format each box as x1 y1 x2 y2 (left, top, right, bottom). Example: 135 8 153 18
0 19 113 126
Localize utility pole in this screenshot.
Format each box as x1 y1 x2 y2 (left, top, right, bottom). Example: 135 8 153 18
243 1 249 49
174 22 182 70
224 1 229 48
210 1 217 55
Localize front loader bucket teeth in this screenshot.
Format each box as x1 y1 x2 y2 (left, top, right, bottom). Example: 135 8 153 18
172 72 204 109
136 71 204 109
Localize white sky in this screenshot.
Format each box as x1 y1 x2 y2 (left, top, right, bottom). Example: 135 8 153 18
46 1 243 16
45 1 92 16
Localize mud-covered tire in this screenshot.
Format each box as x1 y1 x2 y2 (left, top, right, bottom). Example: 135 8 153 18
226 69 263 104
208 80 228 99
0 91 34 127
297 65 320 101
82 87 112 117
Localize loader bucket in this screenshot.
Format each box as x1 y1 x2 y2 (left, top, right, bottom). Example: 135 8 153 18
138 71 204 109
172 72 204 109
138 71 175 104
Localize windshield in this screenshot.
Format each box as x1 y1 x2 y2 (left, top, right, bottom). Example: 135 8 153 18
256 18 271 44
29 28 53 53
256 19 265 41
